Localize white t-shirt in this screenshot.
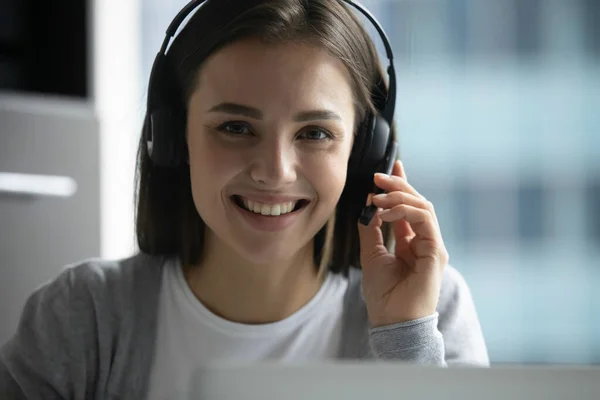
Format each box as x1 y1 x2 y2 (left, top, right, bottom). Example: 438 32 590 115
146 258 349 400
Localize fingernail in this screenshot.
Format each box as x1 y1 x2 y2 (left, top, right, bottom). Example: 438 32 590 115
366 193 373 206
378 209 390 216
372 193 386 200
375 173 390 180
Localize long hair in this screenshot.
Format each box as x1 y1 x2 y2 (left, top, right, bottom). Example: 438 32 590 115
135 0 395 275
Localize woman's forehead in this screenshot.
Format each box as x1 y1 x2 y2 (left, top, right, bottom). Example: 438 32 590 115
192 39 356 116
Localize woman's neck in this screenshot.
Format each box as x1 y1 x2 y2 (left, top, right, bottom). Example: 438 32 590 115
183 236 325 325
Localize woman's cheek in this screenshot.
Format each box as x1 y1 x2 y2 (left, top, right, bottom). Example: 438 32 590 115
302 152 348 204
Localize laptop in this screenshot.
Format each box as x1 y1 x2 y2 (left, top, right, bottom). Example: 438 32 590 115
188 361 600 400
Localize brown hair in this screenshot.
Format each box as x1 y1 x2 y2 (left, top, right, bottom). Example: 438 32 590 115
135 0 395 275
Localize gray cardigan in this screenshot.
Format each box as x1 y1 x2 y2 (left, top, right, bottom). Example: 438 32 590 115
0 252 489 399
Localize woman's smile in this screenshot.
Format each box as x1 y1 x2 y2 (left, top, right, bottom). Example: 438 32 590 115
230 194 311 232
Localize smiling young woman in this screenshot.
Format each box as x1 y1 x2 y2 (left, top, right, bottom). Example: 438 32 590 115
0 1 489 399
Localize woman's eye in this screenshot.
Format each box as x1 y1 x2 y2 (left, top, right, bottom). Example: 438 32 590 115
299 128 332 141
218 122 252 135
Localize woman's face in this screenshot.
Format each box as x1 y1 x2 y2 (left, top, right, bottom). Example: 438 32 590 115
186 38 356 265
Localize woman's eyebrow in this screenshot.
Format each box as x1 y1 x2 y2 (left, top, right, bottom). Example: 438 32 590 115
295 109 342 122
207 102 342 122
208 102 262 119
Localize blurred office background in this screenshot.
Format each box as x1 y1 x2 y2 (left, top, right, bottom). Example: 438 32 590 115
1 0 598 365
361 0 600 365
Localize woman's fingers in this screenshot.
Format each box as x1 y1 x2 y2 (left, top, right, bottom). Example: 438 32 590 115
372 191 428 211
372 191 440 227
372 167 441 229
374 172 423 200
377 203 439 240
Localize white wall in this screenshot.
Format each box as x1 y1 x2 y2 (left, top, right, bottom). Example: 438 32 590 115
93 0 142 259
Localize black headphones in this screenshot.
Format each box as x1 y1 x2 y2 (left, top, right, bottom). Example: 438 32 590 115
144 0 398 226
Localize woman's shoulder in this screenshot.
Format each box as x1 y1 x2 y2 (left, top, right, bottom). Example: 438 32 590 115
0 253 166 398
17 251 166 331
438 264 474 306
51 251 165 297
12 251 167 345
26 252 166 316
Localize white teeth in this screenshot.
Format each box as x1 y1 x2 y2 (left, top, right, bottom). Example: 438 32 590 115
239 197 298 216
260 204 270 215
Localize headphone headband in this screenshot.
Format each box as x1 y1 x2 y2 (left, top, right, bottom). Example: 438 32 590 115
149 0 396 126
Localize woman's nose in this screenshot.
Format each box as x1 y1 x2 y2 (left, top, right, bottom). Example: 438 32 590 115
249 140 297 188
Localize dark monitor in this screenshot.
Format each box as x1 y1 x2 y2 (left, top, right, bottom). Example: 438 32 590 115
0 0 89 99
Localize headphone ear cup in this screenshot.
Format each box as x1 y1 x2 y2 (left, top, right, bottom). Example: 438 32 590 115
348 112 375 176
146 107 186 167
357 113 390 176
370 116 391 165
144 51 187 168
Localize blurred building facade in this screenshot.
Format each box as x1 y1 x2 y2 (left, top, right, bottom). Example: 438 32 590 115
140 0 600 364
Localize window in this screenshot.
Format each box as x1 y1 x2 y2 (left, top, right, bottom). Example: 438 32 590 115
517 180 545 241
585 178 600 241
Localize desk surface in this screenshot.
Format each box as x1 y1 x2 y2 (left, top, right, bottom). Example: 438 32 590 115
189 361 600 400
